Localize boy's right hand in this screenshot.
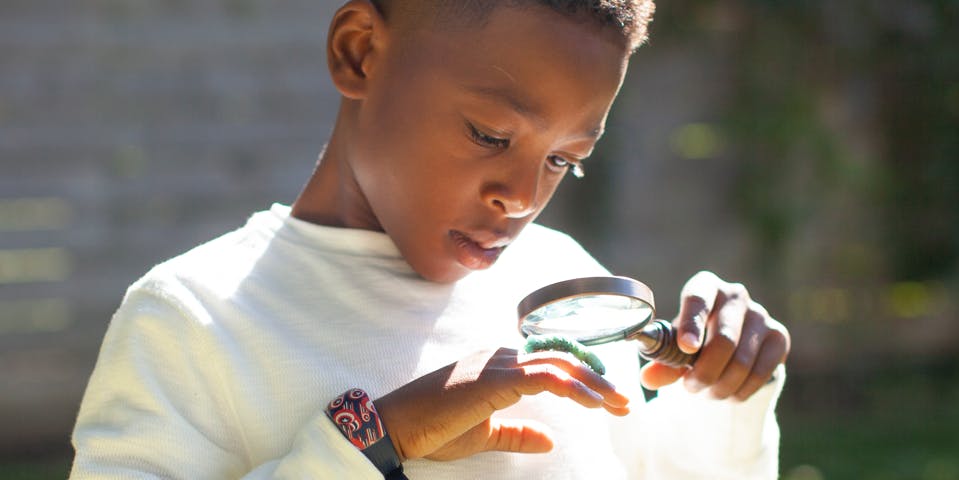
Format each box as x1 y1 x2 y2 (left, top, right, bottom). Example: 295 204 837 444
374 347 630 462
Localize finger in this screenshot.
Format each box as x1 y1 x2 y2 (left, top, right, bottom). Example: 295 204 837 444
675 271 720 353
484 419 555 454
640 361 685 390
517 352 630 408
518 349 609 379
684 284 749 392
602 403 631 417
516 364 608 409
733 326 789 401
709 306 766 399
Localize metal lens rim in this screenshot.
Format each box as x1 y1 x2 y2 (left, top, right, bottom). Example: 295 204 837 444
517 276 657 346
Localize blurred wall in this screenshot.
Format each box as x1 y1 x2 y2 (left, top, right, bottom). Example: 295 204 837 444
0 0 339 455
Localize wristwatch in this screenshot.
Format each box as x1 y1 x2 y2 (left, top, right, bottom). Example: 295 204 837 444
327 388 407 479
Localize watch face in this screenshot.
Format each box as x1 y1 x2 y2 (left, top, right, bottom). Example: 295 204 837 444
327 389 386 449
327 388 404 476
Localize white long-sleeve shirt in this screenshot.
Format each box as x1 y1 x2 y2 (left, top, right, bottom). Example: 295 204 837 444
71 203 784 479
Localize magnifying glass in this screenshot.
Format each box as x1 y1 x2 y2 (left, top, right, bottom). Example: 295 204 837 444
517 276 696 368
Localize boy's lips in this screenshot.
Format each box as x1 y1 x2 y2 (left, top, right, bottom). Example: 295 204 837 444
449 230 509 270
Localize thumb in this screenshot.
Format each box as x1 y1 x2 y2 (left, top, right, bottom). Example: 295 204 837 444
641 361 685 390
676 271 720 354
484 419 554 454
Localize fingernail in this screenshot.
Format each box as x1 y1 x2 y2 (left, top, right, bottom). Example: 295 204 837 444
685 377 705 393
605 392 630 408
681 332 700 348
584 386 603 401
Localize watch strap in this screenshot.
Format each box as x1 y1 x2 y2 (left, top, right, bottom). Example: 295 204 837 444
327 388 407 479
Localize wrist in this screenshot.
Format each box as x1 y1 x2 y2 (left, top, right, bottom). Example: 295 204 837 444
367 392 407 462
327 388 406 479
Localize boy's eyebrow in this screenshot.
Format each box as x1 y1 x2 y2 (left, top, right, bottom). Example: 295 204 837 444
465 84 548 129
464 85 605 140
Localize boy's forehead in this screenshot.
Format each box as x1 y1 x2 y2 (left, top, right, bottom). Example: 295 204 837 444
377 6 627 141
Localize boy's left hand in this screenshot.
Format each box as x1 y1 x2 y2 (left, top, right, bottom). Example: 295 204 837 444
640 271 790 401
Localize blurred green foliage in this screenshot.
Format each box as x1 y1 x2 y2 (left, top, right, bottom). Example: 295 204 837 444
780 359 959 479
658 0 959 284
0 458 71 480
652 2 959 478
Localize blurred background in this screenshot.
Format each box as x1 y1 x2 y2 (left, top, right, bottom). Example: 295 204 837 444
1 1 956 478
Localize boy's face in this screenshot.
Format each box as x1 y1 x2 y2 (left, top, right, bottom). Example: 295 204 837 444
344 6 630 282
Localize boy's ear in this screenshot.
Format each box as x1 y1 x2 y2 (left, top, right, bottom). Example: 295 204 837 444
327 0 385 99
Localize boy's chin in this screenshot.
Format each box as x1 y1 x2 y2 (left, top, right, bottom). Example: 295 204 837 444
410 257 493 284
414 263 475 284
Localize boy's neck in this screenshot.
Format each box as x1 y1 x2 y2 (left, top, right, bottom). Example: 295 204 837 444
291 101 381 231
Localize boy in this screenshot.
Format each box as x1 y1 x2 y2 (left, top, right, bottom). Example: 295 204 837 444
71 1 790 478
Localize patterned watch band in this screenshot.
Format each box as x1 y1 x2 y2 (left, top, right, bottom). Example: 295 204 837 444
327 388 407 479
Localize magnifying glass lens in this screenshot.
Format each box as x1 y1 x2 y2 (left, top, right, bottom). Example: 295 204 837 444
522 294 654 345
519 277 695 367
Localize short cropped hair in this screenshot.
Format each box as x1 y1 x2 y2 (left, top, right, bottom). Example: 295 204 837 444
371 0 656 51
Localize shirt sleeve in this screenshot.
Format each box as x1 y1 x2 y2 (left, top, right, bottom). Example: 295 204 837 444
70 278 382 480
632 364 787 479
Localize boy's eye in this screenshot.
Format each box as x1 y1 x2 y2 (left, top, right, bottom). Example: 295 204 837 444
548 155 586 179
467 122 510 149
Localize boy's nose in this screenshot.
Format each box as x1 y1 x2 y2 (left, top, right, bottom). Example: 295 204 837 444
481 166 540 219
489 194 537 218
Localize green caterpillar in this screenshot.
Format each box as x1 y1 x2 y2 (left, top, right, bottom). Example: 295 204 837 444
523 334 606 375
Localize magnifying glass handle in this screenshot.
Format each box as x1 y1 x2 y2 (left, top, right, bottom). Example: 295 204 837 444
633 319 698 368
